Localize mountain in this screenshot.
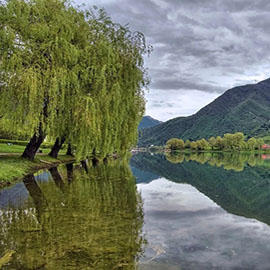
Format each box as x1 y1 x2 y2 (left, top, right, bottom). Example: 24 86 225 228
138 115 162 130
139 78 270 146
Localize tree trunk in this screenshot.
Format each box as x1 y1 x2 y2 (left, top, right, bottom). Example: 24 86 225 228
22 126 45 161
49 137 66 158
81 160 88 173
92 158 99 167
66 143 73 156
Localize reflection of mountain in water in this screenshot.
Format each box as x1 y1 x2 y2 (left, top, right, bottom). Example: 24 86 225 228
130 153 270 225
130 166 159 184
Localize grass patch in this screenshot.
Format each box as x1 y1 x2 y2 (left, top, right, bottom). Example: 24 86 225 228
0 155 75 187
0 156 32 182
0 138 54 148
0 143 66 154
0 143 27 153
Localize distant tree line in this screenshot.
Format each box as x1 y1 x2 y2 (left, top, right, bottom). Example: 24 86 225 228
166 132 265 151
0 0 151 161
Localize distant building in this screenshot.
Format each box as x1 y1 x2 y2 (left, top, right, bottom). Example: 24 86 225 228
262 144 270 150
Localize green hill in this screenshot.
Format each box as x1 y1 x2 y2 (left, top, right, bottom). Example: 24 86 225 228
139 78 270 146
138 116 162 130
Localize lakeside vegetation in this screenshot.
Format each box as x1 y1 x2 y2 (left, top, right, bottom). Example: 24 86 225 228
0 139 71 187
0 154 75 187
166 132 265 152
0 0 151 162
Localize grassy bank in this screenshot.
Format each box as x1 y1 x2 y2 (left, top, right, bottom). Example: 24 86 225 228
0 154 75 189
0 140 66 155
0 141 73 188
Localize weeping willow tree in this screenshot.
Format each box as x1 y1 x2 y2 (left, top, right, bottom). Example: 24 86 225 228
54 8 151 160
0 0 88 159
0 0 151 160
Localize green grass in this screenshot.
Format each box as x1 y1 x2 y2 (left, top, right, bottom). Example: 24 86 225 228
0 143 27 153
0 143 66 154
0 156 33 182
0 155 75 187
0 138 54 148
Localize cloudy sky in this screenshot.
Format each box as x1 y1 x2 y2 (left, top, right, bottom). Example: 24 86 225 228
75 0 270 121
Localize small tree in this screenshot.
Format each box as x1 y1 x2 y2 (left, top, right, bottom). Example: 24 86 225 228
208 137 216 150
197 139 209 150
247 138 257 150
190 141 198 150
185 139 191 149
215 136 225 150
166 138 185 151
232 132 244 149
223 133 233 149
255 138 264 150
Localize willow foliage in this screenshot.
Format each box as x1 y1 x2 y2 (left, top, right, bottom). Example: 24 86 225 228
0 0 151 160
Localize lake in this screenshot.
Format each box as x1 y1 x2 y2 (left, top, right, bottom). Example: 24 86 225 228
1 152 270 269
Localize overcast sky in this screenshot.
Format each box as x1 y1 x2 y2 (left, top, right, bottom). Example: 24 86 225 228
75 0 270 121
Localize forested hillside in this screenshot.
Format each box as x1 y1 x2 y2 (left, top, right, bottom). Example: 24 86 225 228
138 116 162 130
139 78 270 146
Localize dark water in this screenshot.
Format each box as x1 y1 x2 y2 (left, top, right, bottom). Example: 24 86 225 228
1 153 270 269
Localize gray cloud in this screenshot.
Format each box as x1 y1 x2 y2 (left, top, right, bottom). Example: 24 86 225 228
75 0 270 120
152 77 225 93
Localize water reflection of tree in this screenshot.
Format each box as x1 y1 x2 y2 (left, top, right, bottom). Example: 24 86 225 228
166 152 265 171
0 161 144 270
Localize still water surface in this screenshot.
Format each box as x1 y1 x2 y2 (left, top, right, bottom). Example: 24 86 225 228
1 152 270 269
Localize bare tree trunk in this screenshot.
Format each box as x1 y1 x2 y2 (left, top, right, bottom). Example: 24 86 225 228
81 160 89 173
22 125 45 161
49 137 66 158
92 158 99 167
66 143 73 156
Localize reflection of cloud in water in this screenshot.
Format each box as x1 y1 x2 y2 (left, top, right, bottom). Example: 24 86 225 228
138 178 270 270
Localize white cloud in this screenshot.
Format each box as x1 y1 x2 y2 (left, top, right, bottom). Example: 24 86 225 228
145 89 219 121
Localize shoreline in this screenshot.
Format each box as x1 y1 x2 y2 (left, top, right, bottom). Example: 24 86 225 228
135 148 270 154
0 155 75 190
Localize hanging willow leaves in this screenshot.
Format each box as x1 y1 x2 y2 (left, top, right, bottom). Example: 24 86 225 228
0 0 151 160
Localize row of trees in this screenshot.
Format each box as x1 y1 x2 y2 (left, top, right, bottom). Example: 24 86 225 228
166 132 265 151
0 0 151 160
166 152 265 172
